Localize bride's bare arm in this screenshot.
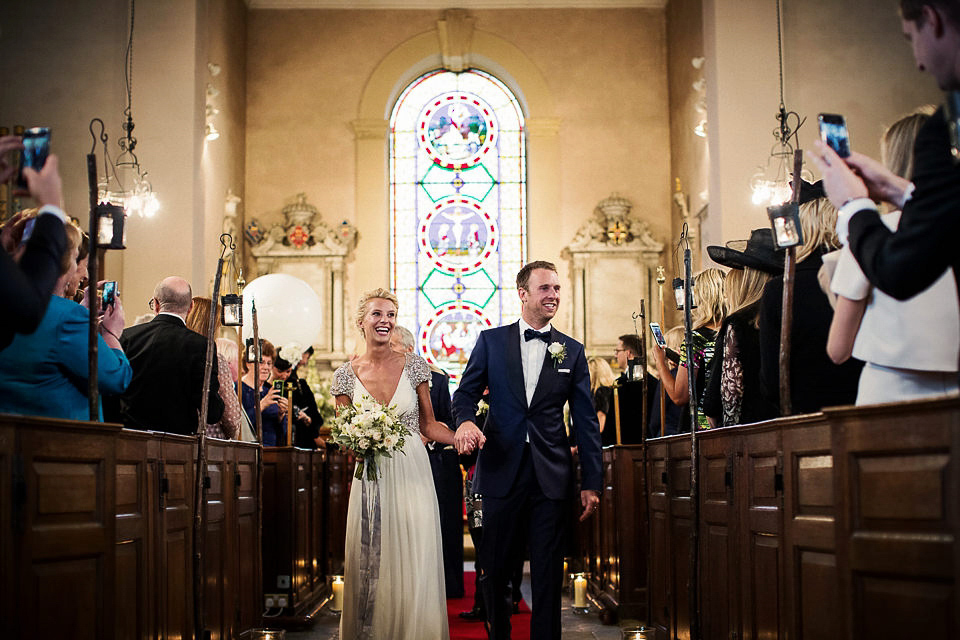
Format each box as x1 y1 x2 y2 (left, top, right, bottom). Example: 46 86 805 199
416 382 456 446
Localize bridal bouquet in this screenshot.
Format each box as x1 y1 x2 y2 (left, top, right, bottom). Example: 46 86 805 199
330 394 408 481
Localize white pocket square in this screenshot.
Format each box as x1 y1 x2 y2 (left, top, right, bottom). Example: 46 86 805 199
558 368 571 373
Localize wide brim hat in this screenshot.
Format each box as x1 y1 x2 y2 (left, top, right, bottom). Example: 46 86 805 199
707 228 784 275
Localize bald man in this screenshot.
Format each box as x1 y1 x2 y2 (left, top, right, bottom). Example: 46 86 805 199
115 276 224 434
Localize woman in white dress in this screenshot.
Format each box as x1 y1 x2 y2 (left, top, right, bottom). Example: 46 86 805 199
332 288 457 639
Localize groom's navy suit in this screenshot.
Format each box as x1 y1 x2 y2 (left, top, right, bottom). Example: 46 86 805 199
452 321 602 639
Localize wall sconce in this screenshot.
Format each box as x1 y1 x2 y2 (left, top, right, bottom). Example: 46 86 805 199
96 203 126 249
205 123 220 141
767 202 803 248
221 293 243 326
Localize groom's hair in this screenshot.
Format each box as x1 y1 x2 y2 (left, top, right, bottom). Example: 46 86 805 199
516 260 557 291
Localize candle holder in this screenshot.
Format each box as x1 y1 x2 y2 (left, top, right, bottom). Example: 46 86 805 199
221 293 243 326
621 625 652 639
329 575 344 614
767 201 804 249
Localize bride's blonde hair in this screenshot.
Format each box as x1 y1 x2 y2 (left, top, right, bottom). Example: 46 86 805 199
356 288 399 337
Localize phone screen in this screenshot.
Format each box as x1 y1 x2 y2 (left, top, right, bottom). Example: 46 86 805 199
17 127 51 189
650 322 666 348
818 113 850 158
102 281 117 307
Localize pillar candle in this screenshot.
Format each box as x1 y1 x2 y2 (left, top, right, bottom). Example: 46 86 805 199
331 575 344 611
573 574 587 608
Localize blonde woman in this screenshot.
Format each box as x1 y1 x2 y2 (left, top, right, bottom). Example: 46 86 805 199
758 190 862 414
331 288 455 640
702 230 782 428
827 108 958 404
653 267 725 430
587 356 618 446
184 297 242 440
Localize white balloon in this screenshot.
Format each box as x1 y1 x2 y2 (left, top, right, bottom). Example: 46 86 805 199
241 273 322 350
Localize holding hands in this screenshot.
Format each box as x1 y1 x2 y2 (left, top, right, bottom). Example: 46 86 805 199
454 420 485 455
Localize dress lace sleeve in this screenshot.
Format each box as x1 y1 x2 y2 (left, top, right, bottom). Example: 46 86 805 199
331 362 355 398
406 353 430 388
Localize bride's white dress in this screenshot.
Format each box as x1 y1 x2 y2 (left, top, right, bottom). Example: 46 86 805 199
332 354 450 640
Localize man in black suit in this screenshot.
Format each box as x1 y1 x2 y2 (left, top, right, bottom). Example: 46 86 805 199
810 1 960 329
0 137 67 350
117 276 223 434
452 260 602 640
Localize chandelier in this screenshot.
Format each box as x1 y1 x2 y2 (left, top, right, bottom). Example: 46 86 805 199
749 0 806 208
98 0 159 219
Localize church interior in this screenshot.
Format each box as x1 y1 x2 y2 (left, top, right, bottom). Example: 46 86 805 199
1 0 958 638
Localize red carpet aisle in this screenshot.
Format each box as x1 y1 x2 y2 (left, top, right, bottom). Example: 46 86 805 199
447 571 530 639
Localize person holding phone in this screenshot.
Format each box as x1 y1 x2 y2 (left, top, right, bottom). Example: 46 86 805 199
239 338 288 445
809 0 960 377
0 222 132 420
826 109 959 404
0 134 69 350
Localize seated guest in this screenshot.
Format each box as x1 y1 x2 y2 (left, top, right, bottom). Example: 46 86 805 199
239 339 287 446
117 277 224 434
587 356 617 446
184 297 242 439
703 230 782 428
0 140 68 350
648 326 685 437
272 345 320 448
0 222 131 420
827 109 959 404
758 194 863 414
654 268 726 429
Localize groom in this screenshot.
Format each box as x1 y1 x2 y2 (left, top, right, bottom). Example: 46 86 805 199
452 260 602 639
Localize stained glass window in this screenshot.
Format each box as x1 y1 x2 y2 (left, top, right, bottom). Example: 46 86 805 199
390 69 526 385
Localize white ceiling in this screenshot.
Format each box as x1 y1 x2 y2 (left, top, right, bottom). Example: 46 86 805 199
248 0 666 9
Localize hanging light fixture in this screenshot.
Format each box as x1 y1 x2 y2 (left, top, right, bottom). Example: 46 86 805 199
749 0 806 209
101 0 160 219
220 235 245 327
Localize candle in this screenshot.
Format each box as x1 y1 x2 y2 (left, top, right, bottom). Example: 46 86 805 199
573 574 587 608
331 575 344 612
563 560 569 588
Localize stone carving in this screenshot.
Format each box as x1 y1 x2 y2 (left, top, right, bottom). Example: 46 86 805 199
566 193 664 260
249 193 357 258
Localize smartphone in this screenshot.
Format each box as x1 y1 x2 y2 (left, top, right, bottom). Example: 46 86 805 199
19 216 37 247
273 379 286 394
650 322 666 348
97 281 118 315
16 127 51 190
818 113 850 158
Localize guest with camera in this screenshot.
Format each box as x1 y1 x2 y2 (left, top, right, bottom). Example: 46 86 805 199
809 0 960 364
239 338 287 446
0 136 68 350
0 221 132 420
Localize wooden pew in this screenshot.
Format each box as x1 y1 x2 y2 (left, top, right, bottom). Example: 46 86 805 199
0 414 264 639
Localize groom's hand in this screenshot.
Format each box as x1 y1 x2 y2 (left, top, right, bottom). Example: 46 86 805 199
579 490 600 522
454 421 485 454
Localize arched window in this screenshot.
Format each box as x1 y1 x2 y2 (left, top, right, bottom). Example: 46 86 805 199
390 69 526 384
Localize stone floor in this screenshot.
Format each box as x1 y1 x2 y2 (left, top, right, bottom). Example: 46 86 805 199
282 563 639 640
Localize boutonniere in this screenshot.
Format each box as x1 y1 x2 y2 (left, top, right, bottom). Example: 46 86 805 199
547 341 567 369
477 399 489 417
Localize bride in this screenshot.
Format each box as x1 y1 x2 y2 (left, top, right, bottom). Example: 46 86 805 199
332 288 459 639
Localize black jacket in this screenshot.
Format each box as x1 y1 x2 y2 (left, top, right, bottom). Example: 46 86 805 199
117 314 224 434
0 213 66 350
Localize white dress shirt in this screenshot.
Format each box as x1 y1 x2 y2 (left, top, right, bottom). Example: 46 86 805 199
518 317 550 406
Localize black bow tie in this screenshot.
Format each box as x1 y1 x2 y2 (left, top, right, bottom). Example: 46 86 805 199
524 328 550 343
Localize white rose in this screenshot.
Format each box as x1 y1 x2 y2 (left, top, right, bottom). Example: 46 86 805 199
384 434 399 449
358 437 371 450
548 342 564 356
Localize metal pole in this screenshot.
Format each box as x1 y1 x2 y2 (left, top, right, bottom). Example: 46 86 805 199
683 247 701 640
193 234 230 640
657 266 666 438
85 153 100 421
778 150 804 416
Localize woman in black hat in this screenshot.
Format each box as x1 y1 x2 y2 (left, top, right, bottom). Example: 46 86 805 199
702 229 782 427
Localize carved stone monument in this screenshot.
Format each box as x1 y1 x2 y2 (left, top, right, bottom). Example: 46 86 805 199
247 193 357 366
563 193 664 355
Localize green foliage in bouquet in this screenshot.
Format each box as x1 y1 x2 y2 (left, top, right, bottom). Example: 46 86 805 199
330 394 409 481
